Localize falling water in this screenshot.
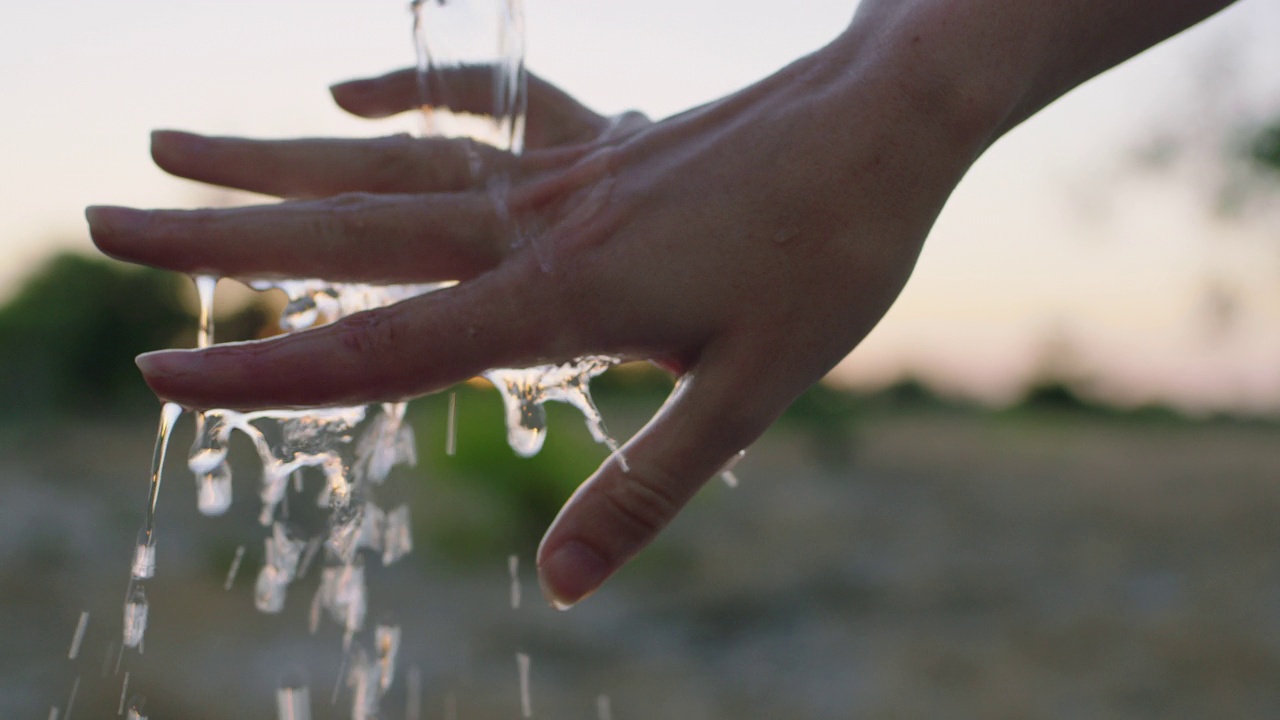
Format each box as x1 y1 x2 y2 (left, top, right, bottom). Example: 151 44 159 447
516 652 532 718
131 402 182 582
117 672 130 715
107 2 627 717
67 611 89 660
277 671 312 720
411 0 623 461
122 585 148 650
445 392 457 456
405 665 422 720
720 449 747 488
63 676 80 720
508 554 522 610
223 545 246 590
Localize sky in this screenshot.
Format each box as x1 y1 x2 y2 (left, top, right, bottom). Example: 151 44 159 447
2 0 1279 413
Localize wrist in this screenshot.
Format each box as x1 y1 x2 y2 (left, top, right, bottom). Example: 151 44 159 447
821 1 1031 159
824 0 1238 152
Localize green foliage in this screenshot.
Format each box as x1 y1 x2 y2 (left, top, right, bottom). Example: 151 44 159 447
406 383 613 560
0 252 192 420
1020 380 1092 412
1251 123 1280 172
779 380 862 469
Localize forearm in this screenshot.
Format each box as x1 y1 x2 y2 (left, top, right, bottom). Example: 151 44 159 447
827 0 1237 151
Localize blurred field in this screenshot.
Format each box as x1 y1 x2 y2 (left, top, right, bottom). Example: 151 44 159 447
4 389 1278 720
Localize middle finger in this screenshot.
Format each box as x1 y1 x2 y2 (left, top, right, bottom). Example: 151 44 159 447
88 192 508 283
151 130 513 199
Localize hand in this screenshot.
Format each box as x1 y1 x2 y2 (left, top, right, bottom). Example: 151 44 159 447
87 35 986 607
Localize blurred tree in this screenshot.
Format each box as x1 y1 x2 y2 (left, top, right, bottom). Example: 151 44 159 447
0 252 192 420
779 380 861 470
1251 122 1280 172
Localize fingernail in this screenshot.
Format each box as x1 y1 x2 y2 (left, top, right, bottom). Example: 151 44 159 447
538 540 609 611
136 350 199 379
86 205 152 235
152 129 208 152
329 79 368 95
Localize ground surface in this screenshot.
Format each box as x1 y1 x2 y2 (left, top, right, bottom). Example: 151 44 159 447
4 404 1279 719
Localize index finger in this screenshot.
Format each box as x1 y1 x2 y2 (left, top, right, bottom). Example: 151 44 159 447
135 258 579 410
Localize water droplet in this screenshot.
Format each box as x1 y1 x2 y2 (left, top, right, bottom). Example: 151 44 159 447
516 652 532 718
276 672 312 720
67 611 89 660
255 523 308 613
382 505 413 566
117 672 130 715
196 462 233 516
375 624 401 693
130 529 155 581
122 585 148 649
509 554 522 610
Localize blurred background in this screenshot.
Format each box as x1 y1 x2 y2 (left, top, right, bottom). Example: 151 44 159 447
2 1 1279 718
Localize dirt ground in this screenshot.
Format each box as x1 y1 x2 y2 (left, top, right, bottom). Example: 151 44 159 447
5 405 1279 719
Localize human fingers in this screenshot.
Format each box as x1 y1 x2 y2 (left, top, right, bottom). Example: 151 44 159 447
536 347 785 609
150 130 510 198
87 192 506 283
330 67 608 148
134 259 573 410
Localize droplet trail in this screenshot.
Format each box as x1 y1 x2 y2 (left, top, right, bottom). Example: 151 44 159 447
67 611 89 660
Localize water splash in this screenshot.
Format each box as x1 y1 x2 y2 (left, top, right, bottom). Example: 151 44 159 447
411 0 621 459
112 3 621 717
312 560 368 647
486 359 620 458
256 523 309 613
346 646 381 720
382 505 413 566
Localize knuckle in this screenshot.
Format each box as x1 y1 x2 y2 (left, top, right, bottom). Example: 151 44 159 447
334 310 400 366
503 253 585 354
598 463 685 543
313 193 375 245
172 208 214 237
712 404 767 455
366 134 420 192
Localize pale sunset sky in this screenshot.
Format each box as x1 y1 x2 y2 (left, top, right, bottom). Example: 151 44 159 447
2 0 1278 413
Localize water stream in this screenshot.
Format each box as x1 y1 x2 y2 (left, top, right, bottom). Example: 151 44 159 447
108 2 626 717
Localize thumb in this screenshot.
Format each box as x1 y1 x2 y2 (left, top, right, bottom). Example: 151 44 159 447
536 355 780 609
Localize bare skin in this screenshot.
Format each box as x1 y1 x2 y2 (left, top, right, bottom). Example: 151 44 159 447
87 0 1236 608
